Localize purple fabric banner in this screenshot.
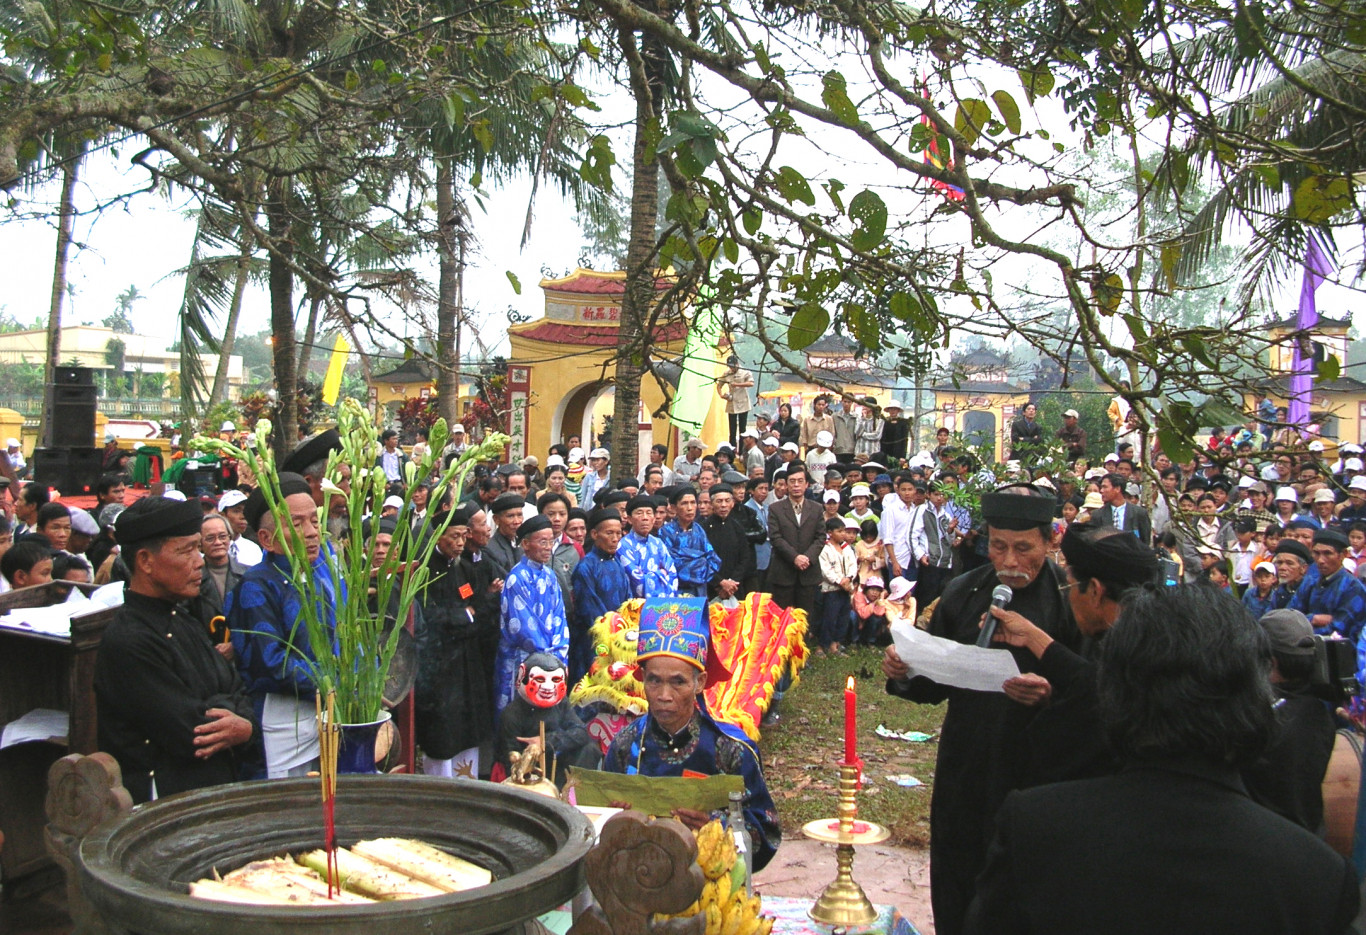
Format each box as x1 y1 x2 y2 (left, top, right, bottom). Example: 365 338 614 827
1287 236 1333 432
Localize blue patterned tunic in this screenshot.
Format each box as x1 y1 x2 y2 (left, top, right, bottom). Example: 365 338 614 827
658 519 721 595
496 557 569 712
605 707 781 871
570 546 634 682
618 530 680 599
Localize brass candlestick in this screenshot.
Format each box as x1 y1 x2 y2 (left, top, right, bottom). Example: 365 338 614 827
801 761 889 926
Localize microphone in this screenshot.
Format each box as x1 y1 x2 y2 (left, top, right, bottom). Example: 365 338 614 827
976 584 1014 647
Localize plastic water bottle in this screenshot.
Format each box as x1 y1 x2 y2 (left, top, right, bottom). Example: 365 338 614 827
728 789 754 895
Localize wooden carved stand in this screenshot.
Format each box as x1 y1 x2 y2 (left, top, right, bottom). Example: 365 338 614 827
44 753 132 935
568 811 706 935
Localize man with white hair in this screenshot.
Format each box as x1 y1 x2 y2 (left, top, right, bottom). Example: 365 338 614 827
6 438 26 479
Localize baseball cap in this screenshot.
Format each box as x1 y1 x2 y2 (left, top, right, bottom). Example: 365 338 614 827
1274 487 1299 503
781 441 799 452
451 423 466 434
823 489 842 503
1063 409 1079 418
815 430 834 447
568 447 585 462
382 495 404 510
685 438 705 450
1348 458 1364 472
1313 488 1336 503
842 516 861 529
863 576 886 589
762 436 780 447
218 489 249 511
740 428 760 439
1351 476 1366 492
1309 440 1325 452
849 483 872 498
590 447 611 459
4 438 17 447
1253 560 1276 576
1258 609 1317 657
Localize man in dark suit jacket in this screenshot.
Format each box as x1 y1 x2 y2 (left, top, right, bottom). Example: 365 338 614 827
1093 472 1151 543
765 464 824 617
964 585 1358 935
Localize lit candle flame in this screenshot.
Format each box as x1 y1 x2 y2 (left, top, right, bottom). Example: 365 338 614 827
847 675 855 690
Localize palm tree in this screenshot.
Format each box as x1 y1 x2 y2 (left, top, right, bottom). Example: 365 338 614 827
1152 9 1366 299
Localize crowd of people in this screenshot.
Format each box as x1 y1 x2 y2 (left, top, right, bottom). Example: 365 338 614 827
6 377 1366 931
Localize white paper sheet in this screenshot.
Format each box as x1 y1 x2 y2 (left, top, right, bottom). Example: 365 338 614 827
0 603 81 637
1 707 69 748
890 619 1020 693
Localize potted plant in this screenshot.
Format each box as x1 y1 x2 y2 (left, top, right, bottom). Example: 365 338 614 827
193 397 508 771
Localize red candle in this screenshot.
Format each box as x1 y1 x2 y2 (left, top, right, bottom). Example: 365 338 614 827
844 675 857 765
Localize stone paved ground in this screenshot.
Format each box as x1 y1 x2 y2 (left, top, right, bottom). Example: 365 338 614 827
754 839 934 934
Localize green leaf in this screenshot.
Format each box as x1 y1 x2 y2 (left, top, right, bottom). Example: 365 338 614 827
954 99 992 147
722 238 739 264
889 291 922 324
1318 354 1341 382
1092 272 1125 314
825 178 846 213
822 71 860 126
742 209 762 235
579 135 616 191
845 302 880 349
991 90 1022 135
775 166 816 206
1018 66 1055 105
1292 175 1352 223
1160 242 1182 288
1156 425 1195 465
506 271 521 295
848 190 888 252
787 303 830 350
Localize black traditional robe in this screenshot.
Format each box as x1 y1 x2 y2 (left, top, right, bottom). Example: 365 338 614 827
414 550 499 759
95 590 258 804
886 561 1078 935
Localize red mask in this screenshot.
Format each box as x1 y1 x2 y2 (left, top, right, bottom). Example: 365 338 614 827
521 664 567 708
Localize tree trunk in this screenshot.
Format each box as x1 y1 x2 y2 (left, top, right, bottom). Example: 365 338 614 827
297 293 322 378
265 180 299 459
435 158 461 427
209 243 251 408
41 148 82 447
612 24 667 482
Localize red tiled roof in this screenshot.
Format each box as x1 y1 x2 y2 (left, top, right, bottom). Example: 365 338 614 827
540 268 677 295
513 319 688 347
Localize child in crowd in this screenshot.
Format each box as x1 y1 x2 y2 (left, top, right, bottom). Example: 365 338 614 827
882 575 918 631
822 490 843 523
1242 560 1277 620
1201 563 1231 591
847 483 877 526
817 516 858 656
1348 523 1366 579
855 518 886 583
852 576 889 646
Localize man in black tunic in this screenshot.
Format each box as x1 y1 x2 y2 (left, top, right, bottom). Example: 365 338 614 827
94 496 257 804
882 485 1078 935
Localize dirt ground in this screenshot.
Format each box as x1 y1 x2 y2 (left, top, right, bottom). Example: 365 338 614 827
754 839 935 934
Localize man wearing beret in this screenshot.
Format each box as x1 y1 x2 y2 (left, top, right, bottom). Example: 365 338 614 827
283 429 350 537
485 492 526 582
228 473 337 778
95 496 257 803
569 508 633 683
618 494 680 598
978 522 1158 786
659 486 722 597
701 483 753 600
882 484 1080 935
1289 527 1366 643
495 514 569 713
1271 538 1315 609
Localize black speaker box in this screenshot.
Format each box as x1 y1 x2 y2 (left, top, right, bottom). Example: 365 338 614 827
52 366 94 386
33 447 103 496
44 383 97 447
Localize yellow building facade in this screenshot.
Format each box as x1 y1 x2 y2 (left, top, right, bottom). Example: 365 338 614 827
505 268 727 466
1250 315 1366 447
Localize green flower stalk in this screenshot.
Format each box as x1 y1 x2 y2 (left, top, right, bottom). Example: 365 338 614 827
192 399 509 724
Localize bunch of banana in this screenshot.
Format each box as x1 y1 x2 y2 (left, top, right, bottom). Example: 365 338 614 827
654 821 773 935
696 819 737 881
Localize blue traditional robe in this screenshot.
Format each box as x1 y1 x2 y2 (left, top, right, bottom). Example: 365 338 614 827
570 546 634 683
228 550 340 717
604 707 781 871
1290 566 1366 642
659 520 721 595
496 557 569 712
618 530 680 599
